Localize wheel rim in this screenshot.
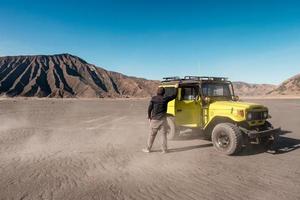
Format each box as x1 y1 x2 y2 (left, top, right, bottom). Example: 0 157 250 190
216 132 230 148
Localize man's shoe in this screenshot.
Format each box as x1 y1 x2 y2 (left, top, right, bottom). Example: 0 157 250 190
142 148 151 153
161 150 168 154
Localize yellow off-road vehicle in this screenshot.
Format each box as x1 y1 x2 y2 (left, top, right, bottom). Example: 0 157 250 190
161 76 281 155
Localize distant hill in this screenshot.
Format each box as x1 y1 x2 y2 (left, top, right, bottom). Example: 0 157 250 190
233 82 277 96
0 54 299 98
0 54 158 98
267 74 300 95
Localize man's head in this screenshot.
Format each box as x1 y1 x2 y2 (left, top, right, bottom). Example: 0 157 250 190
157 87 165 96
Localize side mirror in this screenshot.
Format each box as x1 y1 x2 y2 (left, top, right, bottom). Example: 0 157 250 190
204 97 211 104
233 96 239 101
196 95 201 101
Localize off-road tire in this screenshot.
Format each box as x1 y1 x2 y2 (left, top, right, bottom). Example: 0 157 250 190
166 116 179 140
212 123 243 155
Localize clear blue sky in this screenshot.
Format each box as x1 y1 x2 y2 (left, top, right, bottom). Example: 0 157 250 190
1 0 300 84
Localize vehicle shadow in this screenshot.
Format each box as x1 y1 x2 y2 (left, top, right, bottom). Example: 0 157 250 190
173 129 208 141
239 129 300 156
147 130 212 153
272 135 300 154
168 129 300 155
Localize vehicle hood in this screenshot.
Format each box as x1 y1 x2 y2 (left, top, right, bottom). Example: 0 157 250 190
209 101 267 110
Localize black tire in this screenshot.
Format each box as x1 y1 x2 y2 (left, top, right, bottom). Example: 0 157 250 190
166 116 179 140
212 123 243 155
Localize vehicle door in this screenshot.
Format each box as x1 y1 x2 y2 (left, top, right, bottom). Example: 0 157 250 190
175 85 202 127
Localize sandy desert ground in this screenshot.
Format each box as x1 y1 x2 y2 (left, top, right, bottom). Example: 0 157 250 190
0 98 300 200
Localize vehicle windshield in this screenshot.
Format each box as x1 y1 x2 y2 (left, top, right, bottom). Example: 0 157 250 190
201 82 233 99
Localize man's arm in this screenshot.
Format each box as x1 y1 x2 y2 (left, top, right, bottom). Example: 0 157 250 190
148 100 153 119
164 87 179 102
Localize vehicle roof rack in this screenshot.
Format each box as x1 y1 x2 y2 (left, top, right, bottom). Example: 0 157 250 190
187 76 228 81
162 76 181 81
184 76 202 80
162 76 228 82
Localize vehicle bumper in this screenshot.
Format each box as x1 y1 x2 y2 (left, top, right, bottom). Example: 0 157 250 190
240 127 281 139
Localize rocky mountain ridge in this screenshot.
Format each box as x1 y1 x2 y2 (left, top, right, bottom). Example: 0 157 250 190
0 54 299 97
232 82 277 96
0 54 158 98
267 74 300 95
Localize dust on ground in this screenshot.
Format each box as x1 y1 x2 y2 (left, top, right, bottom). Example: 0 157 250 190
0 98 299 200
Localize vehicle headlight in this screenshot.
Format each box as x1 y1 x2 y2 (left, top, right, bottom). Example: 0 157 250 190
247 112 252 120
263 111 268 119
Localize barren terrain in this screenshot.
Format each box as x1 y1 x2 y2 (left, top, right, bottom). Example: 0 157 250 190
0 54 158 98
0 98 300 200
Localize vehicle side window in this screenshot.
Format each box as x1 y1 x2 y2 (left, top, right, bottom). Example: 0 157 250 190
213 85 224 96
163 87 176 98
181 87 198 100
202 83 231 97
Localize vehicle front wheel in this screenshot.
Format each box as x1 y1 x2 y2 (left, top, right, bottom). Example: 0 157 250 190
166 116 179 140
212 123 243 155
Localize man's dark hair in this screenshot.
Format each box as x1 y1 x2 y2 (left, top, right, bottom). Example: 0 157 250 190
157 87 165 96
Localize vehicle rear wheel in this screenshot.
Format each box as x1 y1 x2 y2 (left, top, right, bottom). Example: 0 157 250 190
212 123 243 155
166 116 179 140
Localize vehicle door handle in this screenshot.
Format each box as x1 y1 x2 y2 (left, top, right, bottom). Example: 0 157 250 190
177 109 182 112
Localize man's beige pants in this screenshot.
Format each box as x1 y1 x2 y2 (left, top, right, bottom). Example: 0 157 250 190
147 117 168 151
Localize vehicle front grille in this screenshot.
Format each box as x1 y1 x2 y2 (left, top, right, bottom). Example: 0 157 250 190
247 110 268 121
251 112 264 120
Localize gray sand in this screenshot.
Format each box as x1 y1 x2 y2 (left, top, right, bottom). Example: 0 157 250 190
0 99 299 200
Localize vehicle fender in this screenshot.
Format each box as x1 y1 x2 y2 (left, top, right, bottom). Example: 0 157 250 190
204 116 236 132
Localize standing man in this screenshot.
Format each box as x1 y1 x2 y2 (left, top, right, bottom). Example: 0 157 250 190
143 85 178 153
